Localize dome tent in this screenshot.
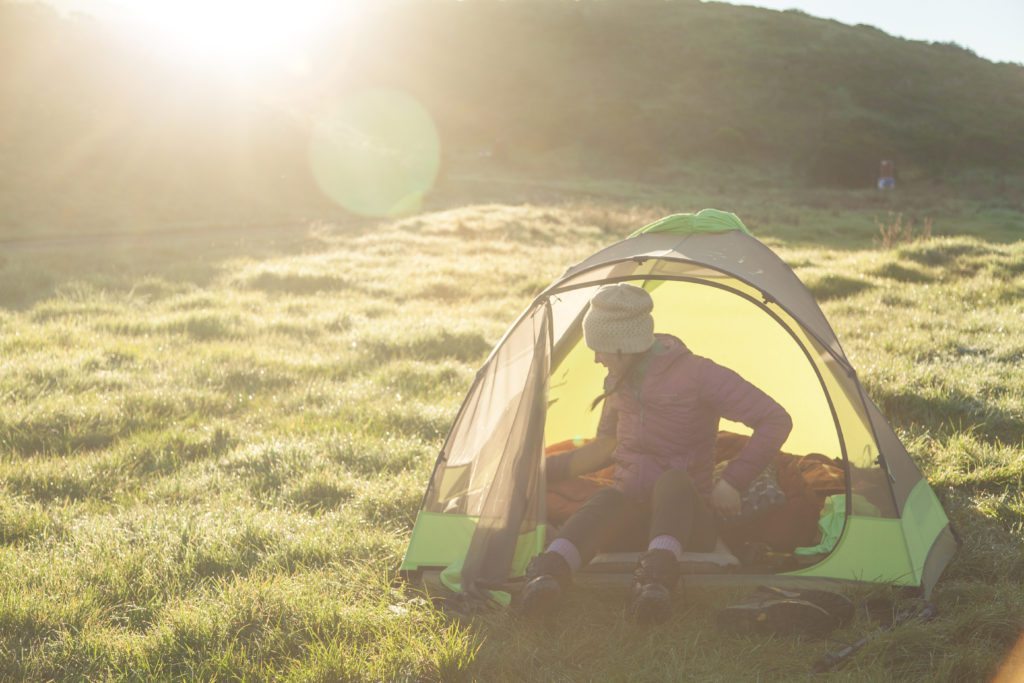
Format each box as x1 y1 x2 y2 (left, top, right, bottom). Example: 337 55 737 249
400 210 957 605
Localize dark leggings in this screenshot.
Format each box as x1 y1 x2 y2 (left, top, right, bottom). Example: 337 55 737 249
556 469 718 566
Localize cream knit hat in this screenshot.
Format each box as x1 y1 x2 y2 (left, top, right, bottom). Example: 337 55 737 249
583 283 655 354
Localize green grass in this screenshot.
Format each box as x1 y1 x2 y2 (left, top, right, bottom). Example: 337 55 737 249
1 189 1023 681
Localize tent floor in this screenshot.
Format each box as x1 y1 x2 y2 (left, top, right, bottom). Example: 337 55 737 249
582 549 739 576
409 564 854 597
405 539 858 597
582 538 741 575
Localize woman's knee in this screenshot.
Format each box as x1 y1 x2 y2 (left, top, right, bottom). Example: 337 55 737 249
586 486 628 511
558 486 630 550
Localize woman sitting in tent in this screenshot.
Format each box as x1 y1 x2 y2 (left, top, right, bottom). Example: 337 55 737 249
523 283 792 624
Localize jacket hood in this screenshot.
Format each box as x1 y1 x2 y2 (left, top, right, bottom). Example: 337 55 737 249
648 333 692 369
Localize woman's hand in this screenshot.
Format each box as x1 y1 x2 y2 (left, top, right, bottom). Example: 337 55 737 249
711 479 742 518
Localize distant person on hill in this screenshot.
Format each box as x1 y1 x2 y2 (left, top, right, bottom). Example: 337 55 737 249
878 160 896 190
521 283 792 624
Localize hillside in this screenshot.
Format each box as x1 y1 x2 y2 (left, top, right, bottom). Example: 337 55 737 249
2 1 1023 233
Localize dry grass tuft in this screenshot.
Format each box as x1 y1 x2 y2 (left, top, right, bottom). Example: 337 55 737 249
876 212 934 249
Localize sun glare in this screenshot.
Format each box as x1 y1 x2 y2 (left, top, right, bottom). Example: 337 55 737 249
111 0 338 71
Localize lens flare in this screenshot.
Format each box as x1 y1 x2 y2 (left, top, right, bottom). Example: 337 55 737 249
309 90 441 218
994 633 1024 683
106 0 338 71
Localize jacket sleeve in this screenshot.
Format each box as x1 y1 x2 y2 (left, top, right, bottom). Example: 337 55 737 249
546 437 616 482
697 358 793 493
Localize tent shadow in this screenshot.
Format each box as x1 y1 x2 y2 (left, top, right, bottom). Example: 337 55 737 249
876 388 1024 447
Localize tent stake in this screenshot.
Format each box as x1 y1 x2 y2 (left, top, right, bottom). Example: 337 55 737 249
812 601 937 673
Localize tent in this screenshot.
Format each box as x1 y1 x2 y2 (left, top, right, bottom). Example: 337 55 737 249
401 209 957 604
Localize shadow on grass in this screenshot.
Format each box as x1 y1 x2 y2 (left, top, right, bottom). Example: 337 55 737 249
363 330 492 364
241 271 356 296
871 262 936 284
938 489 1024 582
285 478 357 513
3 470 114 503
0 414 121 457
0 224 348 311
878 388 1024 447
919 489 1024 680
805 274 874 301
0 498 65 545
897 241 996 268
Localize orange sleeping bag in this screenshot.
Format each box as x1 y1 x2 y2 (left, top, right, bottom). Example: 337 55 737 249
544 432 847 552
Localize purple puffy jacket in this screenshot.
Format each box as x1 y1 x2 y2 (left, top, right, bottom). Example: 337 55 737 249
596 334 793 500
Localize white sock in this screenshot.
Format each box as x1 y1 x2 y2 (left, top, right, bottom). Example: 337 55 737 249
648 534 683 560
547 538 582 572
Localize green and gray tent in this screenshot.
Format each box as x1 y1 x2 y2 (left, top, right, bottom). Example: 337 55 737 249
401 209 957 603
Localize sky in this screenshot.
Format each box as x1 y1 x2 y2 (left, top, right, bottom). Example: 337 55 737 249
710 0 1024 65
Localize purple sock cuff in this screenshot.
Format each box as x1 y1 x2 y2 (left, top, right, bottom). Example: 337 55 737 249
547 538 582 572
648 534 683 561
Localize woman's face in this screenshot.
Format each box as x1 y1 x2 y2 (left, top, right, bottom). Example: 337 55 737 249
594 351 634 376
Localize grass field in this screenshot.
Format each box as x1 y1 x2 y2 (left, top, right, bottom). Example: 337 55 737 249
1 179 1023 681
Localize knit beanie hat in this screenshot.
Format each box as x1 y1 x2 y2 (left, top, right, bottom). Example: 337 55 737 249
583 283 655 354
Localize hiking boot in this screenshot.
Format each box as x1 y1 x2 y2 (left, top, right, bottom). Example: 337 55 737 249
631 549 680 625
520 551 572 617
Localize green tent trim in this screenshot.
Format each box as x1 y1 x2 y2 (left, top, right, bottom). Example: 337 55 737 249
403 512 547 605
629 208 751 238
402 477 949 590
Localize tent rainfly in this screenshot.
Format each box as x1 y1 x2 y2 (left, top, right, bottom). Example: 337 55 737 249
401 210 957 605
